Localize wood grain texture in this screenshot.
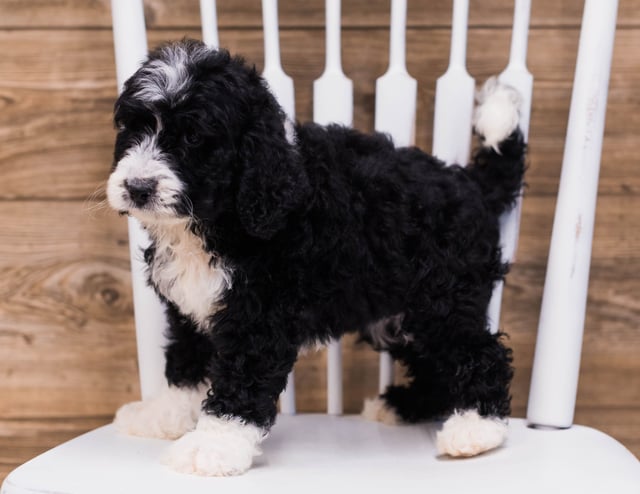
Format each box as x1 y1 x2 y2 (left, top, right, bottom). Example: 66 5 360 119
1 27 638 199
0 199 637 415
0 202 140 418
290 258 640 414
0 30 117 200
0 0 638 480
1 0 639 28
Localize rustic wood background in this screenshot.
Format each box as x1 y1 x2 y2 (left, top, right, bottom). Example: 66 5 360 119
0 0 639 481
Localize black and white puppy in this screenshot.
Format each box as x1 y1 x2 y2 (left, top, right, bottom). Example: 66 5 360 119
107 40 526 476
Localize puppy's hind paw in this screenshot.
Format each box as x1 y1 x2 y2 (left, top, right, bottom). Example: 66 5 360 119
473 77 522 152
437 409 508 458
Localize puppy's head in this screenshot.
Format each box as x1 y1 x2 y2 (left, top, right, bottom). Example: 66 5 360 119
107 39 308 241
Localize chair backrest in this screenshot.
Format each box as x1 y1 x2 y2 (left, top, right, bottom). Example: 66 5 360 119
110 0 619 428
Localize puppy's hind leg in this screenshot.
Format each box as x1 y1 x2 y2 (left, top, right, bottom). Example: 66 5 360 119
375 313 513 457
430 324 513 457
360 314 406 426
432 328 512 457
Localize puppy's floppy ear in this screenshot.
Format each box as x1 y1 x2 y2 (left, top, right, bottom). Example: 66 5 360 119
236 92 310 240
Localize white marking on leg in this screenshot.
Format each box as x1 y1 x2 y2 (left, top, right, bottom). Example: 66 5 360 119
437 409 508 457
163 414 265 476
473 77 522 152
361 396 401 425
113 384 207 439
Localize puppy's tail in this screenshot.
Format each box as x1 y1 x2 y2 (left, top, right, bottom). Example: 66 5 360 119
468 77 527 216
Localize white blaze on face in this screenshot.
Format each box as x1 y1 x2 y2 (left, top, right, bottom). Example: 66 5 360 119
107 135 184 218
135 56 190 103
133 43 212 104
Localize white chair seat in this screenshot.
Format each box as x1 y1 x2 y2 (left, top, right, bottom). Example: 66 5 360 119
3 415 639 494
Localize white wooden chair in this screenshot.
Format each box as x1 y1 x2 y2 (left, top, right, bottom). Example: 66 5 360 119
2 1 639 492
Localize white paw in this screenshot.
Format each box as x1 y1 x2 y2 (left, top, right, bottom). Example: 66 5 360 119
437 409 508 457
361 397 401 425
113 384 206 440
163 414 264 476
473 77 522 152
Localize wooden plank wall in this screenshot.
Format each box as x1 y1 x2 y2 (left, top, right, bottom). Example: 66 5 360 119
1 0 639 480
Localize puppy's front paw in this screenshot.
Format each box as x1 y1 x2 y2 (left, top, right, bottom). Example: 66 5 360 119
437 409 507 457
163 414 264 476
113 384 206 439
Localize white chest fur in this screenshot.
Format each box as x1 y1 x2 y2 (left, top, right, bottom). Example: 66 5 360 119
147 221 232 329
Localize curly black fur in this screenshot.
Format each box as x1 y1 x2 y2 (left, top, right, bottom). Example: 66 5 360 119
109 40 526 431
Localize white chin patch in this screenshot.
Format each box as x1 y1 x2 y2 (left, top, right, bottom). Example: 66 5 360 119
361 397 401 426
437 409 508 457
473 77 522 152
107 135 183 220
163 414 265 476
113 384 207 440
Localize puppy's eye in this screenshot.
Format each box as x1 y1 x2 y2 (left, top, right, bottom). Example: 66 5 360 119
184 132 203 146
118 114 156 134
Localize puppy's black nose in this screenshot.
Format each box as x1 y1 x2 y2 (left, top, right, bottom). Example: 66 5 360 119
124 178 158 207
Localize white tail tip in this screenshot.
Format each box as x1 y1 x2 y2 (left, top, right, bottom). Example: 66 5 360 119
473 77 522 152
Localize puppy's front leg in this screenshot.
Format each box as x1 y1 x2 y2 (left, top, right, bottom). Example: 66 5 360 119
114 303 212 440
164 315 297 476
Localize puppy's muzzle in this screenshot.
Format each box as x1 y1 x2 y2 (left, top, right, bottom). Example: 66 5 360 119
124 177 158 208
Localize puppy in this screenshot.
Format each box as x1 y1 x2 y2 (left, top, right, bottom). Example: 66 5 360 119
107 40 526 476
